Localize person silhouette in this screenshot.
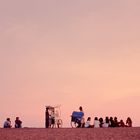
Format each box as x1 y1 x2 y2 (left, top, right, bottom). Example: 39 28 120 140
77 106 85 128
126 117 132 127
45 107 50 128
4 118 12 128
15 117 22 128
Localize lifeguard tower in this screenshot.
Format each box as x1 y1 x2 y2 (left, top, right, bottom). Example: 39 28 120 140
45 105 62 128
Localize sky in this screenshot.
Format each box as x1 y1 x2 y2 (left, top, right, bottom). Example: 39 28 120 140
0 0 140 127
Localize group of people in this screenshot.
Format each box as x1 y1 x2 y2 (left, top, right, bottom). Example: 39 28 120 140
45 107 62 128
84 116 132 128
3 106 133 128
73 106 132 128
3 117 22 128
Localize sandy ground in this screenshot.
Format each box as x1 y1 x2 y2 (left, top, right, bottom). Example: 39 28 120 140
0 127 140 140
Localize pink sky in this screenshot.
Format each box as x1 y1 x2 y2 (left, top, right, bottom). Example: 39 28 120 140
0 0 140 127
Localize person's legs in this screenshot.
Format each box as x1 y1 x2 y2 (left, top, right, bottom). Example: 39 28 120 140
76 119 81 128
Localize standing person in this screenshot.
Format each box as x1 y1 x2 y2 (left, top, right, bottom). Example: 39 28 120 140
45 107 50 128
50 109 55 128
15 117 22 128
77 106 85 128
4 118 12 128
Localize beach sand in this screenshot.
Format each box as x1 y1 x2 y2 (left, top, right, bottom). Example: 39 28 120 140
0 127 140 140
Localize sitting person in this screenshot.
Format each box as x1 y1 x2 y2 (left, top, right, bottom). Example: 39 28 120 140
119 119 125 127
99 117 104 127
85 117 92 128
103 117 109 128
94 117 100 128
109 117 115 127
126 117 132 127
4 118 12 128
114 117 119 127
15 117 22 128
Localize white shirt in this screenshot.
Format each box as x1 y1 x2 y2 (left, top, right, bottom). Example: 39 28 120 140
85 120 91 128
4 120 11 128
94 120 100 128
103 122 109 128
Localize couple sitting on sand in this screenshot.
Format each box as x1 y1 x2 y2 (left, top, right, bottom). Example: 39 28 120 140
3 117 22 128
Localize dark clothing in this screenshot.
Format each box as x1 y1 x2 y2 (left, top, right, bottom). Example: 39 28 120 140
15 120 22 128
109 120 115 127
51 117 55 124
45 110 49 128
114 120 119 127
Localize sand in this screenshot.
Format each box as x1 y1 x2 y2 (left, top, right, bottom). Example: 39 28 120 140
0 127 140 140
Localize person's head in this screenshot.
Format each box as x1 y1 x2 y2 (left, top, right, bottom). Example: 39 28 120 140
7 118 10 121
99 117 103 123
94 117 98 120
16 117 19 120
127 117 132 123
110 117 113 120
127 117 131 120
79 106 83 111
114 117 117 120
114 117 118 122
87 117 91 121
105 117 109 123
120 120 124 123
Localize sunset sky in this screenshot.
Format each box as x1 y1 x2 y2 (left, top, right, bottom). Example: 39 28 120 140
0 0 140 127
